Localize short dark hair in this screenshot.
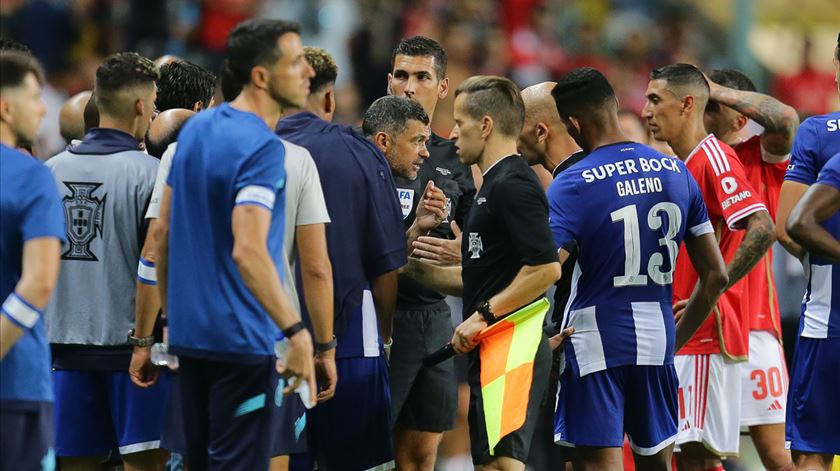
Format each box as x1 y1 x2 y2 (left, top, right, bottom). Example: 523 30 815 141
305 46 338 94
552 67 616 120
226 19 300 86
455 75 525 137
94 52 159 116
219 62 242 102
0 51 44 92
156 60 216 111
650 63 710 97
362 95 429 138
391 36 448 80
0 38 31 54
708 68 756 92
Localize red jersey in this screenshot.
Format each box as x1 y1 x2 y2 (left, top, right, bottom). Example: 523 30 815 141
673 135 767 359
734 135 787 339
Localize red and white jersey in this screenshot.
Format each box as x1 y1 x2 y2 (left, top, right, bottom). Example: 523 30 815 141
673 135 767 359
734 135 787 338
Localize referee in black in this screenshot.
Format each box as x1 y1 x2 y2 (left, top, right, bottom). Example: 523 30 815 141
385 36 476 471
403 75 560 471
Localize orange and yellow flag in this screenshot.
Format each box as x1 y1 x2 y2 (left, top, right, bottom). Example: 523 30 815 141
477 297 550 455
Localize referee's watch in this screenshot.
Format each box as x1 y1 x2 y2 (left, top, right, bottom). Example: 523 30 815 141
127 329 155 347
477 301 498 325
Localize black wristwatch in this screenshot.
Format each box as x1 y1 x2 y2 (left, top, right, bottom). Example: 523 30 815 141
127 329 155 347
314 335 338 353
477 301 498 325
282 321 306 339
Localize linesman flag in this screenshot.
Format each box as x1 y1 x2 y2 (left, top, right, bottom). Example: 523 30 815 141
478 297 550 455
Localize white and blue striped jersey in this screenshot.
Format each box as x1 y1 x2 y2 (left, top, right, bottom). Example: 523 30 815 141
547 142 712 377
799 153 840 339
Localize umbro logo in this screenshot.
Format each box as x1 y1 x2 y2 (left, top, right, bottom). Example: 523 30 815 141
436 167 451 176
767 399 784 411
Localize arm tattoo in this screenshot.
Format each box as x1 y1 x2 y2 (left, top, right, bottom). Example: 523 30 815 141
725 212 776 290
715 88 796 135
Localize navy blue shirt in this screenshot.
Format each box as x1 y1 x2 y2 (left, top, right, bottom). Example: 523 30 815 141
167 104 287 362
0 145 65 405
277 112 406 358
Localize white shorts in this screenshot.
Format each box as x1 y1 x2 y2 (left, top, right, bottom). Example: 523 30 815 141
674 353 741 457
740 330 788 427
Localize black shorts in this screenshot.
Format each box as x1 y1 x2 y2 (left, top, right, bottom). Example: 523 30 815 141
390 301 458 432
467 333 551 465
0 401 53 471
178 355 276 471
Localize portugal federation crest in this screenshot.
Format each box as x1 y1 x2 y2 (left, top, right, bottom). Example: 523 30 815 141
468 232 483 259
61 181 106 261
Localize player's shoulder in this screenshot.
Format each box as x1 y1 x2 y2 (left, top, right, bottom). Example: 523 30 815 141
733 134 761 155
689 134 737 174
800 110 840 133
2 146 50 178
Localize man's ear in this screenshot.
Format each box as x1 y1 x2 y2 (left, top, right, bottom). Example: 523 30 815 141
0 98 13 125
480 115 494 140
250 66 269 91
682 95 696 114
733 113 749 133
325 89 335 115
438 77 449 100
192 101 203 112
134 97 144 117
536 122 549 143
568 116 581 135
374 131 390 153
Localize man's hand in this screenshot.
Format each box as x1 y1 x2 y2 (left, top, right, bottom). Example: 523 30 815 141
549 327 575 350
129 346 160 388
314 349 337 403
412 221 463 265
277 330 317 406
414 181 448 233
673 299 688 322
452 313 488 354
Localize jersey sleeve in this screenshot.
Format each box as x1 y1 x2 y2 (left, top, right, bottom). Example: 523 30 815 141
360 145 407 278
684 169 713 238
816 153 840 191
701 139 767 230
786 118 819 185
146 142 176 219
21 164 66 243
233 138 286 211
454 162 476 228
293 148 330 226
495 173 559 266
546 174 583 251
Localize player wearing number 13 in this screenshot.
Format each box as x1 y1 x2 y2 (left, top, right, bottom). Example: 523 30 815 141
547 68 728 470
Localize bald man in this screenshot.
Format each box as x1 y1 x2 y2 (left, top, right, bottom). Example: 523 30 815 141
518 82 582 178
517 81 583 470
59 90 93 144
153 54 182 69
145 108 195 159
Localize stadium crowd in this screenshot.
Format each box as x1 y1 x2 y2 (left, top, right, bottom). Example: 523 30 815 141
0 12 839 471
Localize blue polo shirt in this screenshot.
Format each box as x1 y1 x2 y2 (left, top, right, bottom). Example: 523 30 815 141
166 104 287 362
277 112 406 358
0 145 65 405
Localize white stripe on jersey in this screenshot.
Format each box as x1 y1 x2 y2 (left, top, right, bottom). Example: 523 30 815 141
632 301 667 365
707 139 731 173
361 289 380 357
689 221 714 237
727 203 767 230
701 140 722 175
802 263 833 339
568 305 607 376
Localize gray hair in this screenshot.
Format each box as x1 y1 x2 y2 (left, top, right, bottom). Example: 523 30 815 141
362 96 429 138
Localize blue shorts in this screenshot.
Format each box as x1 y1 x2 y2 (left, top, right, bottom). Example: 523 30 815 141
307 356 393 470
785 336 840 455
554 364 678 455
53 370 170 457
270 375 308 456
0 401 54 471
178 355 276 471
